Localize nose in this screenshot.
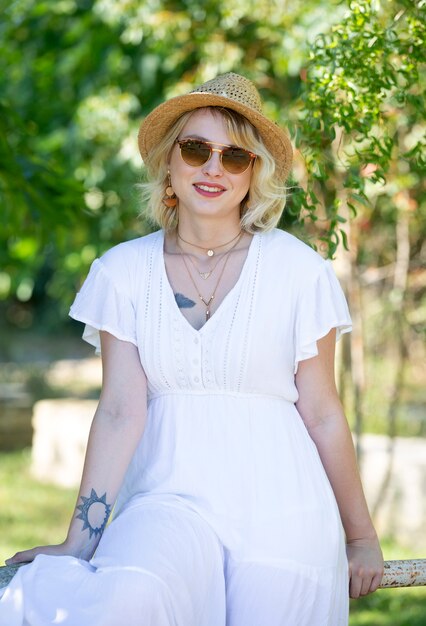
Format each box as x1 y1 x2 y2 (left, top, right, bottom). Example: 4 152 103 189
202 148 224 177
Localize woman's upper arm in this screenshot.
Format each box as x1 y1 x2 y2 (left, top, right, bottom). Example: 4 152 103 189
295 328 343 428
98 331 148 418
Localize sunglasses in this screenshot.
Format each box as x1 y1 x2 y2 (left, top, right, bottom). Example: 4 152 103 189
175 139 257 174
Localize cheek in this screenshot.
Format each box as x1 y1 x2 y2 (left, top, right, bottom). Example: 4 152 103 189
169 147 196 179
168 153 186 193
168 147 181 175
234 172 252 199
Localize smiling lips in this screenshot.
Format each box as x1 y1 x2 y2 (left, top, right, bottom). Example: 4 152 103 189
194 183 226 197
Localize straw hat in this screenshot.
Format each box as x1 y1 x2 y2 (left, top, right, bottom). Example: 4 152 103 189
138 72 293 181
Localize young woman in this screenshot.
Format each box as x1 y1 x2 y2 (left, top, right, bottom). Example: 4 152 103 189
1 72 383 626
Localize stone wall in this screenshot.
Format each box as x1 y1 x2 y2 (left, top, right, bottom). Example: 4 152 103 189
358 434 426 552
31 399 96 487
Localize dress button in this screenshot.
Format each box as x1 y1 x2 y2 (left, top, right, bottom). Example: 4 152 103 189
193 358 199 365
194 376 200 383
194 337 199 344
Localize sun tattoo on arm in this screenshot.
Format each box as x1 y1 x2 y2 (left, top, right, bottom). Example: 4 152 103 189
76 488 112 539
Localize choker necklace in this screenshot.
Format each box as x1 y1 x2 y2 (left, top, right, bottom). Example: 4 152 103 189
177 230 242 257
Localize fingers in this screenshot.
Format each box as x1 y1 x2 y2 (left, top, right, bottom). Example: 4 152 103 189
349 566 384 598
5 548 38 566
349 563 362 599
370 570 384 593
346 539 384 599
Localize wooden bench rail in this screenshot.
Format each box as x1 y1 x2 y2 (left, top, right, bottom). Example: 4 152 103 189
1 559 425 591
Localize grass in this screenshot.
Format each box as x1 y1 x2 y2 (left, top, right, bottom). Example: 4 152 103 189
0 449 76 561
0 449 425 624
350 588 426 626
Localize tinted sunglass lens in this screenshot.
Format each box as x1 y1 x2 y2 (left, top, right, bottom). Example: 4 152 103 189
222 148 251 173
179 140 253 173
180 141 211 166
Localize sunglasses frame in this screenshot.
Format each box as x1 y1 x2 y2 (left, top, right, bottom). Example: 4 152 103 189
175 139 257 174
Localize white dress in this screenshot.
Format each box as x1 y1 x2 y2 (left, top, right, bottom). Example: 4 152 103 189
0 228 352 626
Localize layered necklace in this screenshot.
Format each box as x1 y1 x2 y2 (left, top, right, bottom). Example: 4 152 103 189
177 229 242 257
177 232 243 321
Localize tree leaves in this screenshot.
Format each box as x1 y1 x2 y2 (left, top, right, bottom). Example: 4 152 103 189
0 0 424 322
293 0 425 256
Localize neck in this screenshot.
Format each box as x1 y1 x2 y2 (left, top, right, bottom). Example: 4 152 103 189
176 214 242 248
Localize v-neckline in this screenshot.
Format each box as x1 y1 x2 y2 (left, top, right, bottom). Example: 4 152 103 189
159 229 259 335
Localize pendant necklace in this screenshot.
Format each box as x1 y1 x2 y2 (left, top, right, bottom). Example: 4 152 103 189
185 234 243 280
178 233 242 321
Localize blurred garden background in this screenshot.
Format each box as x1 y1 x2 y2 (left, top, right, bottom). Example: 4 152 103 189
0 0 425 622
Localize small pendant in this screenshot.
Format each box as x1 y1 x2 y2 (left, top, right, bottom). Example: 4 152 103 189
200 271 212 280
206 309 211 321
200 294 214 307
207 249 214 257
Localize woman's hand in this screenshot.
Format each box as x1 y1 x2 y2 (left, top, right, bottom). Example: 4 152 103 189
5 539 93 566
347 536 384 598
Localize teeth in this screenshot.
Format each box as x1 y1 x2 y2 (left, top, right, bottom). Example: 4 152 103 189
196 184 223 192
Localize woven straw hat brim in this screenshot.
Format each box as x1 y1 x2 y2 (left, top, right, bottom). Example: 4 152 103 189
138 92 293 181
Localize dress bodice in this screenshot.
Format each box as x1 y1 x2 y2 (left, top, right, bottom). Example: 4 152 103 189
70 228 351 404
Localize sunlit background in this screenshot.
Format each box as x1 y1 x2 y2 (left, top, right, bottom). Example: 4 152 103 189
0 0 425 622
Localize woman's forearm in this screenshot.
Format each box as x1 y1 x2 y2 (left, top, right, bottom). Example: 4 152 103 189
306 411 377 542
5 335 147 567
64 403 146 559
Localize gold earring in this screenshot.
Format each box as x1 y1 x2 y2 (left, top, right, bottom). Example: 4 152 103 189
162 171 177 208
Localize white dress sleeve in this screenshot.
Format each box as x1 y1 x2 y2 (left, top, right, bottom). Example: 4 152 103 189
294 260 352 373
69 257 137 355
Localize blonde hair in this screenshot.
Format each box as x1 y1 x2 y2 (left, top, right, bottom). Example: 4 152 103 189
140 107 287 233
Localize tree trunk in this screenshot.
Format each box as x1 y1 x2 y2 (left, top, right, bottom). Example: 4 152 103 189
371 203 410 518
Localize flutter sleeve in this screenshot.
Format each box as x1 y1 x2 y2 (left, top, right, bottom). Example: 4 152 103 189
294 260 352 373
69 257 137 355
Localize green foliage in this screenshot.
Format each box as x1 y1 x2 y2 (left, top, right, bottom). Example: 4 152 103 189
0 0 147 326
0 0 424 323
292 0 426 256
